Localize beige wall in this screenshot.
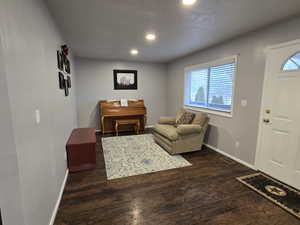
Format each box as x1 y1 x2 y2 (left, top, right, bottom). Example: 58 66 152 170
166 16 300 166
74 58 168 130
0 0 78 225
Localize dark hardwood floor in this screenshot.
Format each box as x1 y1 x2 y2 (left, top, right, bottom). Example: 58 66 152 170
54 130 299 225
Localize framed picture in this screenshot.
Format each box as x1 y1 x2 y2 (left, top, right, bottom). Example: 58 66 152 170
57 51 63 70
64 79 69 96
58 72 65 89
67 76 71 88
113 70 137 90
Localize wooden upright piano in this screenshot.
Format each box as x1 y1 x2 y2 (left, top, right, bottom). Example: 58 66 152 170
99 100 147 134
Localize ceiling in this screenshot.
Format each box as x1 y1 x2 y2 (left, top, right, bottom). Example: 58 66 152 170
46 0 300 63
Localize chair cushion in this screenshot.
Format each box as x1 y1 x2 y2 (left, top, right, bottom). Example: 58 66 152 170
175 111 195 127
158 116 176 125
176 124 202 135
154 124 179 141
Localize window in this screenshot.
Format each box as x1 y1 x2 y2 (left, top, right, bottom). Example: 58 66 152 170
184 56 237 116
282 52 300 71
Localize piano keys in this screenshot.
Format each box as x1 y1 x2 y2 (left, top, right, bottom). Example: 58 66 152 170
99 100 147 134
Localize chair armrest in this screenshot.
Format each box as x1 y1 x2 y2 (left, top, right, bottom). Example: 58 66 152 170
158 116 176 125
176 124 202 135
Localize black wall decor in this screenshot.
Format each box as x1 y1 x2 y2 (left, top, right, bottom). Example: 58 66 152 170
64 79 69 96
65 58 71 74
58 72 65 89
67 76 71 88
57 51 63 70
61 44 69 56
57 44 71 97
113 70 138 90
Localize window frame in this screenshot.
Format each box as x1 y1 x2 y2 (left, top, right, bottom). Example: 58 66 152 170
184 55 238 118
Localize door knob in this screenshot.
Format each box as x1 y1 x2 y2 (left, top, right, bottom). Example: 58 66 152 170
263 118 270 123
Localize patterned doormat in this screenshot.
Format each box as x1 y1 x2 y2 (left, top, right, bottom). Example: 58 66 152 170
237 173 300 219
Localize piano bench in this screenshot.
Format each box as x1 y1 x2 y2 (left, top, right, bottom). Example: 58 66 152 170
115 119 140 136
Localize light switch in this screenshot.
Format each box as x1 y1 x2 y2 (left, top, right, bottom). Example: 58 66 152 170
35 110 40 124
241 99 247 107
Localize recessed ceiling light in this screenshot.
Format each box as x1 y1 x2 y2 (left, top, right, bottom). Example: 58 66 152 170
146 33 156 41
182 0 197 6
130 49 139 55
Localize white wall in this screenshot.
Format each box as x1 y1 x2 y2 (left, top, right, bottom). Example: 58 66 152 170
0 0 77 225
167 16 300 166
75 58 167 129
0 37 25 225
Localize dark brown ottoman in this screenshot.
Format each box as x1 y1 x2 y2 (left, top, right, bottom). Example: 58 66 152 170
66 128 96 172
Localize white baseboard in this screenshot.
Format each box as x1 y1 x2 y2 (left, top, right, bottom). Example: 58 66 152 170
49 169 69 225
204 143 256 170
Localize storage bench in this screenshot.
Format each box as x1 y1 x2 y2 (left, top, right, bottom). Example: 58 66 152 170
66 128 96 172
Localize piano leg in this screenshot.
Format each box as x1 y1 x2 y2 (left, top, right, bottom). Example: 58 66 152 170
136 121 140 134
115 121 119 136
101 116 105 135
144 115 147 131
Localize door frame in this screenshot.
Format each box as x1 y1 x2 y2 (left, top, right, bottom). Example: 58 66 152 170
255 38 300 169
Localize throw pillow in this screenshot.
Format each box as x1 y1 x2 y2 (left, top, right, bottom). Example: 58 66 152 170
175 111 195 127
192 112 207 126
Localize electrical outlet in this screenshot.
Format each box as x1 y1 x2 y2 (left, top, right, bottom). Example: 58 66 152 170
241 99 247 107
235 141 240 148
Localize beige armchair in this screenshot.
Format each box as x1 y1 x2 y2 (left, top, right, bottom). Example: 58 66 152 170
153 109 209 155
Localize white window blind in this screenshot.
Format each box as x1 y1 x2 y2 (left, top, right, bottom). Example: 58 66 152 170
184 56 236 116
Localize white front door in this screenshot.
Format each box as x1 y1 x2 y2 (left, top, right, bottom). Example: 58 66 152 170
257 40 300 190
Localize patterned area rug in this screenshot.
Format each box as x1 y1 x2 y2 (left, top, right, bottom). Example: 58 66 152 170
237 173 300 219
102 134 192 180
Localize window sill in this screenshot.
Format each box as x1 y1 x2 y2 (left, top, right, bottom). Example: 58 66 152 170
184 105 233 118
